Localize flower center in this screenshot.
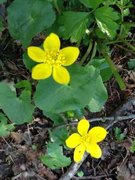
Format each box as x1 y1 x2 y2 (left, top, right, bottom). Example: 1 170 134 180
81 134 90 148
44 50 66 66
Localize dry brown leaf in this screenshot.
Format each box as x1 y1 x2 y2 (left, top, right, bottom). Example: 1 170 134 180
11 132 23 144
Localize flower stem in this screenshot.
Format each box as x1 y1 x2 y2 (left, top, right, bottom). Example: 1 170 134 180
115 44 135 55
101 48 126 90
121 39 135 52
80 41 93 65
53 0 61 15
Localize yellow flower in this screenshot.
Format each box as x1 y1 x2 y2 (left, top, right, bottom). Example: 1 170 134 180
66 119 107 162
27 33 80 85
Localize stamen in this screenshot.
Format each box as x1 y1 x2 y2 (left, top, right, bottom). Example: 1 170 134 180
43 50 66 66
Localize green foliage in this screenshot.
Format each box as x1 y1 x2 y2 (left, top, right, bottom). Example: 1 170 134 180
103 0 117 5
34 65 108 115
118 0 130 6
66 111 75 118
77 171 84 177
15 80 32 92
130 140 135 153
0 17 3 32
94 6 119 38
1 0 134 171
0 113 14 137
114 127 125 141
128 59 135 71
58 11 89 42
23 53 37 71
49 127 68 145
43 111 65 125
7 0 55 47
0 82 34 124
90 58 112 81
0 0 6 3
79 0 104 9
41 142 71 169
41 123 70 169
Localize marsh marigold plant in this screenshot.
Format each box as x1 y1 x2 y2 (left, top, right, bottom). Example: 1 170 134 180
66 119 107 162
27 33 80 85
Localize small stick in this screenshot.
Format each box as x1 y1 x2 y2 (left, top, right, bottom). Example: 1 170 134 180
73 174 113 179
59 153 88 180
54 115 135 129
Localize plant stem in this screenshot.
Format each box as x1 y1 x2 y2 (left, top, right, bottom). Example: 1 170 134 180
80 41 93 65
101 49 126 90
121 39 135 52
86 41 97 66
53 0 61 15
115 44 135 55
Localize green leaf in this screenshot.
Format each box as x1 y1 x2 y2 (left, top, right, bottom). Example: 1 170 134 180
86 65 109 112
79 0 104 9
128 59 135 71
90 58 112 81
15 80 32 92
130 140 135 153
117 0 130 6
102 0 117 6
23 52 37 71
58 11 89 42
0 17 3 32
43 111 65 125
114 127 125 141
0 113 15 137
77 171 84 177
49 127 68 145
7 0 55 47
94 6 119 38
0 82 34 124
41 143 71 169
34 65 108 113
0 0 6 4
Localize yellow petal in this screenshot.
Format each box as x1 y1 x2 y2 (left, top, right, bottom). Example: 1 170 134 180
88 127 107 143
60 47 80 66
77 119 90 136
27 47 45 62
66 133 81 148
86 144 102 158
53 66 70 85
74 144 85 162
43 33 60 51
32 63 52 80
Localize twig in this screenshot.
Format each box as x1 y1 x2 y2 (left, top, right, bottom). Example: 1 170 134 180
35 174 46 180
73 174 112 179
54 115 135 129
59 153 88 180
105 115 135 130
2 137 12 148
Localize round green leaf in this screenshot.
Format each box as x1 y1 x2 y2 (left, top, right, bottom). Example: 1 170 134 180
34 65 108 113
0 82 34 124
7 0 56 47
